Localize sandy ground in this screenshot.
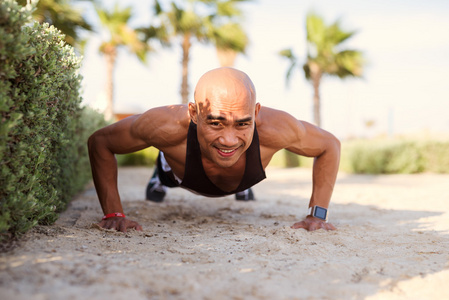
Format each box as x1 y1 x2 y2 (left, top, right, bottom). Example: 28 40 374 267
1 166 449 300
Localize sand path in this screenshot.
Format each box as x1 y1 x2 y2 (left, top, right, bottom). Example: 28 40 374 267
1 167 448 299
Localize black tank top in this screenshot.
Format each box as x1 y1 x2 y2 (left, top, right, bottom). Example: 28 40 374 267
179 121 266 197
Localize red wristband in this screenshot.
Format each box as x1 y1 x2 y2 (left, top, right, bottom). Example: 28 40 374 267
102 212 126 220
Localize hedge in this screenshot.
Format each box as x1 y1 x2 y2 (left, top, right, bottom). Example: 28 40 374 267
341 138 449 174
0 0 106 243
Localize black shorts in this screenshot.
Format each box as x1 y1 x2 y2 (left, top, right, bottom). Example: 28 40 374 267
156 153 180 188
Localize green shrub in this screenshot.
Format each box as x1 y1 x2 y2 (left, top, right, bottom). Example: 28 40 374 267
343 140 396 174
420 142 449 173
0 1 106 242
341 138 449 174
283 150 300 168
117 147 159 166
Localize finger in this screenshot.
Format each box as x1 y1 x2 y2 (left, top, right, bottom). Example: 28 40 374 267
127 220 143 231
311 221 335 231
133 222 143 231
104 220 111 229
106 220 116 230
308 221 320 231
291 221 306 229
324 222 337 231
119 221 127 233
101 220 111 229
98 220 106 229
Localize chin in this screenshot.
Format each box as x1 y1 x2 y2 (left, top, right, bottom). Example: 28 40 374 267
214 152 242 168
215 160 238 168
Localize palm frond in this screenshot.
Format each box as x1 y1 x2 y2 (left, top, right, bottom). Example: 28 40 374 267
216 0 243 18
154 0 163 15
304 13 364 80
279 49 298 87
306 13 325 47
213 22 248 52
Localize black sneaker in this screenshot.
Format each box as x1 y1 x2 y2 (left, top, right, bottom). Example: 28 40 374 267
146 168 167 202
235 188 255 201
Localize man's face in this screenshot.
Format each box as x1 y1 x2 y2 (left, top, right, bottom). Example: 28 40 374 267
189 71 260 169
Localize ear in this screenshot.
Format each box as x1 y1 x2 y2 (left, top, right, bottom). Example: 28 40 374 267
254 102 261 118
188 102 198 124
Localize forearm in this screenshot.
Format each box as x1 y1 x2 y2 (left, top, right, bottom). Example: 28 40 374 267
88 134 123 215
309 138 341 209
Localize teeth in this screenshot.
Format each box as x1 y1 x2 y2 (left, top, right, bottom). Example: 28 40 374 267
220 149 234 153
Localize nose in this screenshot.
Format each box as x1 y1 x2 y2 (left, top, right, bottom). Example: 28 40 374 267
218 128 239 147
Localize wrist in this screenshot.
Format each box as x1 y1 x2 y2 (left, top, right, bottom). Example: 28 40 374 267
307 205 328 222
102 212 126 220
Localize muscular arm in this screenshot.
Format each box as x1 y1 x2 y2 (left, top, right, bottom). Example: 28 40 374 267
87 105 189 231
287 121 340 231
287 121 340 209
258 107 341 231
88 116 147 216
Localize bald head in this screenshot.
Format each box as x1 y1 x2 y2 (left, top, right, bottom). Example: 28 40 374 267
194 67 256 107
188 67 261 168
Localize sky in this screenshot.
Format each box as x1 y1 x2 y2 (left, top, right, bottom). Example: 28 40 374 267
78 0 449 140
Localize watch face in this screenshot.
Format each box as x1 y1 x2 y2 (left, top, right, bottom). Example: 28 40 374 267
314 206 327 220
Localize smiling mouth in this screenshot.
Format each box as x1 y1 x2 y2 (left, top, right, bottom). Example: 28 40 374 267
220 149 234 153
216 147 238 157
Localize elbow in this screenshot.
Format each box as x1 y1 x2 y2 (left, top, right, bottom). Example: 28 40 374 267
87 130 101 157
329 135 341 165
321 134 340 160
87 132 95 151
334 136 341 153
331 135 341 157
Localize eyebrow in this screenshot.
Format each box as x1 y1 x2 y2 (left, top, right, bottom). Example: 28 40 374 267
235 117 253 123
206 114 226 121
206 115 253 123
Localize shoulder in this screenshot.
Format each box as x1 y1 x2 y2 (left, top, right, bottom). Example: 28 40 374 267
256 106 306 149
131 104 190 148
256 106 340 159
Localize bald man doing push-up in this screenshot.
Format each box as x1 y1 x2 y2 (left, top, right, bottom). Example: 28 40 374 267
88 67 341 232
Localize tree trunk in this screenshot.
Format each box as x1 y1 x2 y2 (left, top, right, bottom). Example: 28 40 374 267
104 46 117 121
309 62 322 127
216 48 237 67
181 33 191 104
312 76 321 127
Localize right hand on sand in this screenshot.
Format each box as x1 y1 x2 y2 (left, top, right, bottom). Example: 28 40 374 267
98 217 143 232
291 216 336 231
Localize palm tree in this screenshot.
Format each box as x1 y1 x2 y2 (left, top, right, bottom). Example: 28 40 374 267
214 21 248 67
280 13 364 127
152 0 249 104
17 0 92 48
213 0 249 67
96 4 152 121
